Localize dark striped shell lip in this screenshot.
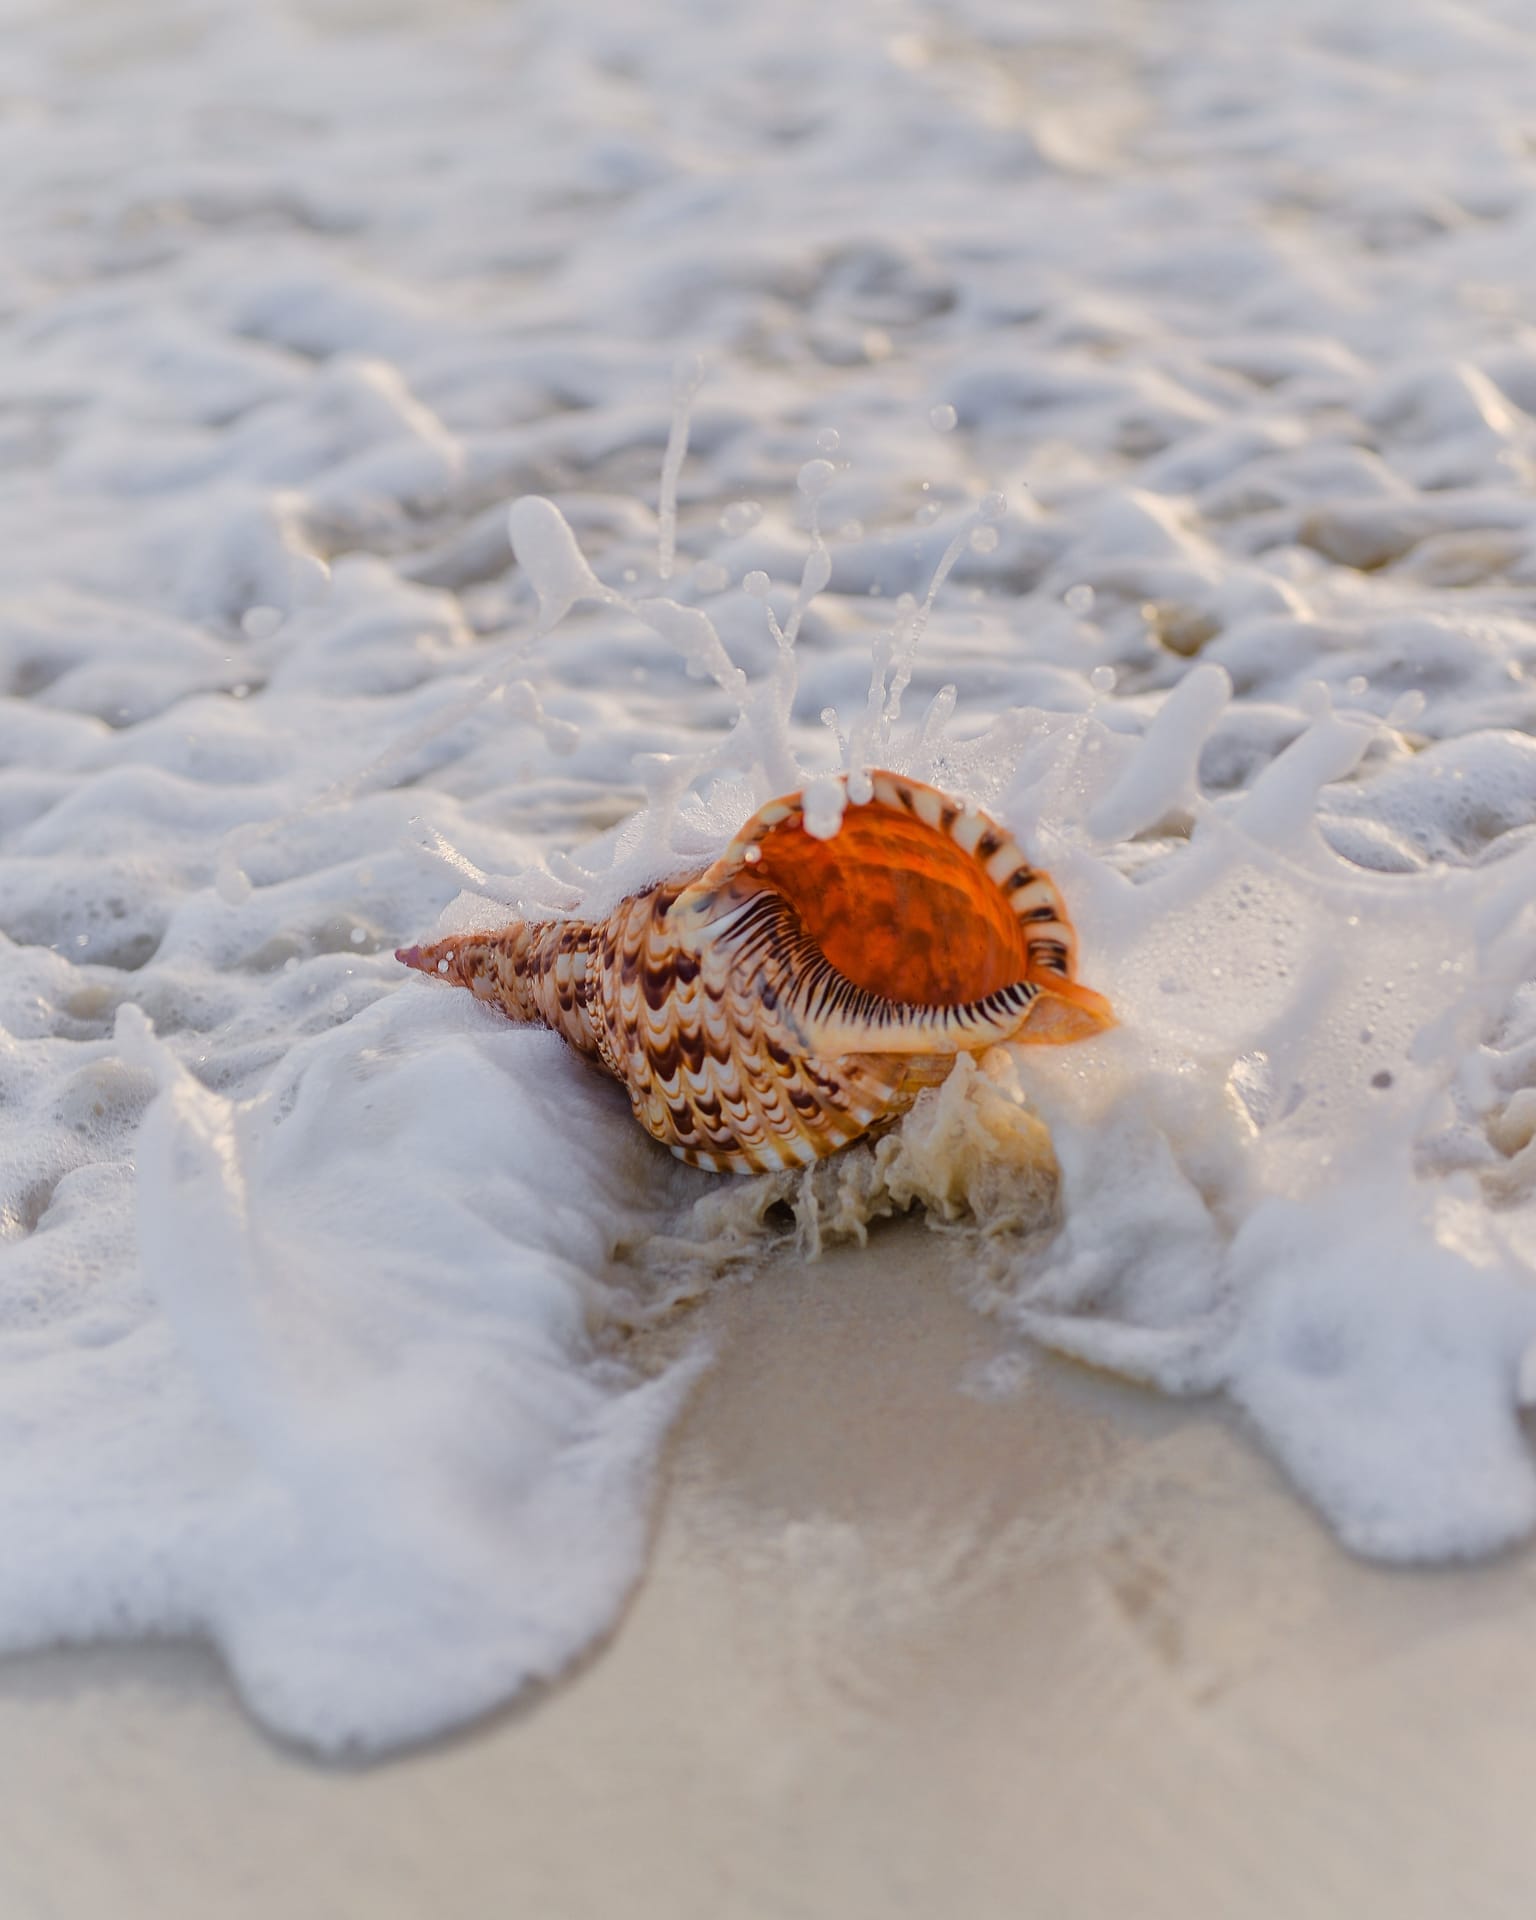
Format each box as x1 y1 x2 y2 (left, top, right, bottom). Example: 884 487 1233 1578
398 770 1114 1173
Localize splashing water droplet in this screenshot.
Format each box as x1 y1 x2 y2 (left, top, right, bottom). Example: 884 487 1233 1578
509 496 609 630
969 525 999 555
816 428 841 454
743 570 772 599
929 403 958 432
798 459 837 499
1089 665 1116 693
798 548 832 601
801 774 848 841
1064 584 1095 615
719 500 763 536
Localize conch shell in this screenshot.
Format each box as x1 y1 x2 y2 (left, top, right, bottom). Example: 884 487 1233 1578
397 771 1112 1174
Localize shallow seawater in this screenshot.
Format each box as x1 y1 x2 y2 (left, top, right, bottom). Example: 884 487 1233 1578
3 0 1536 1754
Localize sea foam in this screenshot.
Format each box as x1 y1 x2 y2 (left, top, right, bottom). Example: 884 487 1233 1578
478 481 1536 1564
0 988 700 1756
5 0 1536 1758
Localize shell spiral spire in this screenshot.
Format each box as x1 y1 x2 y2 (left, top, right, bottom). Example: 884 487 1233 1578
397 771 1113 1173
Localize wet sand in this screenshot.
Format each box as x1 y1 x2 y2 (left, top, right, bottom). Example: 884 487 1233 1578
4 1222 1535 1919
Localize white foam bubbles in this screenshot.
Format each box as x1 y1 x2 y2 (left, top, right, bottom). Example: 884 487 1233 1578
973 693 1536 1560
0 996 704 1755
8 0 1536 1757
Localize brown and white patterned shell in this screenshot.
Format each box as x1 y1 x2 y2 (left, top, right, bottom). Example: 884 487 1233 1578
398 771 1113 1173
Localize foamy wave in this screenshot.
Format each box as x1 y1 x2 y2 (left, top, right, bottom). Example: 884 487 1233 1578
4 0 1536 1756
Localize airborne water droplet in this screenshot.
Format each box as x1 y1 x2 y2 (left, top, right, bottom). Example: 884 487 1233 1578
719 500 763 536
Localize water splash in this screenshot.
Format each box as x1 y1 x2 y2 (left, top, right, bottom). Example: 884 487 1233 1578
225 374 1536 1572
483 423 1536 1564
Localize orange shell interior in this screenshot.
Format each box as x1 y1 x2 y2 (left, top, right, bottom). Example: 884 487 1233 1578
749 802 1031 1007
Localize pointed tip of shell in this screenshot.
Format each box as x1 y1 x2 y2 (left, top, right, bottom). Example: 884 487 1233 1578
395 944 428 972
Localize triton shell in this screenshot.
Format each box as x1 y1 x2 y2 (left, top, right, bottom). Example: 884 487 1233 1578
397 771 1113 1174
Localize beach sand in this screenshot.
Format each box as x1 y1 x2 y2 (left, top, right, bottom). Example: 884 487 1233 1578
5 1222 1535 1919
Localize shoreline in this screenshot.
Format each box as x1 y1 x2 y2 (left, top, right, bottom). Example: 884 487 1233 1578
3 1222 1534 1918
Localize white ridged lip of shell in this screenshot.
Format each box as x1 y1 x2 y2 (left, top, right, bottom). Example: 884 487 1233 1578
797 976 1043 1057
705 769 1048 924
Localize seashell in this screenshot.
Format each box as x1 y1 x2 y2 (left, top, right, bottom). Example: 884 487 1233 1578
397 771 1113 1174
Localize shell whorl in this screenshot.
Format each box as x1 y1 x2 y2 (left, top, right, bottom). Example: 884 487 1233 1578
396 918 601 1059
398 771 1113 1173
